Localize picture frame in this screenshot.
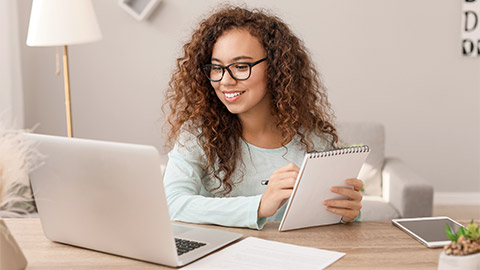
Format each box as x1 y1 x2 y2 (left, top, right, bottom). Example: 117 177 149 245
118 0 161 21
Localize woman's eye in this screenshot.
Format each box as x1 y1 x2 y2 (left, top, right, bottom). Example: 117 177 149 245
234 64 249 71
211 66 223 72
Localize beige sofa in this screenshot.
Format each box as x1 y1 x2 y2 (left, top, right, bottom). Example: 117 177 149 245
337 122 434 221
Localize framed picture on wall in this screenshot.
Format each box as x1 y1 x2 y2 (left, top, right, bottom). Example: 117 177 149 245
118 0 161 21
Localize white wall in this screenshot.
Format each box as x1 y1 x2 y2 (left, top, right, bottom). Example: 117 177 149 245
1 0 24 128
16 0 480 194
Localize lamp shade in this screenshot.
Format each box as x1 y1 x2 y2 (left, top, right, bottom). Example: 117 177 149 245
27 0 102 47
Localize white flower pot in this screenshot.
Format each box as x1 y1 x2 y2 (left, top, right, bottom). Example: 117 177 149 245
438 251 480 270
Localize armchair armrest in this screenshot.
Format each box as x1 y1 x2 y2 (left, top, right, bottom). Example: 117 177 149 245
382 158 433 218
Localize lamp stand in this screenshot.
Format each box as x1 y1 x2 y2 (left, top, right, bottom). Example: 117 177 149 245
62 45 73 138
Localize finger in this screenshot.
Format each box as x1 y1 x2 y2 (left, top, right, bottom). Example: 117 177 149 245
268 178 296 189
341 216 354 223
346 178 363 192
268 169 298 187
284 162 300 171
274 162 300 174
279 178 296 189
273 170 298 181
267 178 296 189
324 199 361 210
331 187 363 201
326 207 359 220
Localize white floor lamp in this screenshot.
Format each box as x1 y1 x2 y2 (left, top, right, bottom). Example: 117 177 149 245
26 0 102 138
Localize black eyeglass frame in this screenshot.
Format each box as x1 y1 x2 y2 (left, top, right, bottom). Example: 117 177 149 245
202 57 267 82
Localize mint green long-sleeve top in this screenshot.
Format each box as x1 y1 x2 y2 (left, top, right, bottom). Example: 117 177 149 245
163 131 331 230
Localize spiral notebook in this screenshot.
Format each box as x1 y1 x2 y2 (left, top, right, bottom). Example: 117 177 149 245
279 145 370 231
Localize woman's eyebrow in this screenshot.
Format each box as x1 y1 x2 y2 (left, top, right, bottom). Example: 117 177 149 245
211 56 254 63
232 56 253 61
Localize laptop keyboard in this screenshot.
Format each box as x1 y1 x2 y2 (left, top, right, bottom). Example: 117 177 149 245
175 238 207 256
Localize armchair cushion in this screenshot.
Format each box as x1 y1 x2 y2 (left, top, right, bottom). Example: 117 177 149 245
336 122 385 196
362 196 400 221
382 158 433 218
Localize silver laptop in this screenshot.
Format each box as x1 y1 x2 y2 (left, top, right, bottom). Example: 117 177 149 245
25 133 242 267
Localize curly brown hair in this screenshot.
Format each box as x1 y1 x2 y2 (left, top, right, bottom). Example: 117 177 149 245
163 5 338 195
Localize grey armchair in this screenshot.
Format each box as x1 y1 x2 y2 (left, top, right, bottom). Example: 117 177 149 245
337 122 434 221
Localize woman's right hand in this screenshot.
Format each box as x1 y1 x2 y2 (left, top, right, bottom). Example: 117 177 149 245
258 162 299 218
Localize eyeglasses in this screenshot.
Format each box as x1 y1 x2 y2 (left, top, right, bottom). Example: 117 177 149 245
202 57 267 82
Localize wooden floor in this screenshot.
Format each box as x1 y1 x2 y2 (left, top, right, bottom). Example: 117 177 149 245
433 205 480 220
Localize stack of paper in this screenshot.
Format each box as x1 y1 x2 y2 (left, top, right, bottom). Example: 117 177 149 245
182 237 345 270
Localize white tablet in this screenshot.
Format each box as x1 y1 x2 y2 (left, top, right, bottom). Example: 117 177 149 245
392 216 464 248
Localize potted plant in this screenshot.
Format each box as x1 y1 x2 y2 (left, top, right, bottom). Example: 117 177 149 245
438 219 480 270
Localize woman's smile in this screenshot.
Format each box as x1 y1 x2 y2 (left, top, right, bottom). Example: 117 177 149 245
223 91 245 102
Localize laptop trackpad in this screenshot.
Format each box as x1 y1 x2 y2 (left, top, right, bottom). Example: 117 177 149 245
172 224 194 236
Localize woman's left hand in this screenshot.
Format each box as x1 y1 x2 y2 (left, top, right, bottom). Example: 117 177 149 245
324 178 363 223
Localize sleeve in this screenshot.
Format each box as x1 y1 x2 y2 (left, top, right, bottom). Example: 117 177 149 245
163 132 267 230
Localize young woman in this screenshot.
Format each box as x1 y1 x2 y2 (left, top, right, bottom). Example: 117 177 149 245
163 6 363 230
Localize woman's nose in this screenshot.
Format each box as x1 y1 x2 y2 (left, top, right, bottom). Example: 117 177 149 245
220 69 236 85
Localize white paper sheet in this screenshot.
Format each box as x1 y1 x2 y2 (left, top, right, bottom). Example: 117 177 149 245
182 237 345 270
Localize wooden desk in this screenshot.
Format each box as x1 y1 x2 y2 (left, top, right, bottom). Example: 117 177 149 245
4 218 453 269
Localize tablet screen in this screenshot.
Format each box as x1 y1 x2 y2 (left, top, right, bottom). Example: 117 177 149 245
395 217 462 242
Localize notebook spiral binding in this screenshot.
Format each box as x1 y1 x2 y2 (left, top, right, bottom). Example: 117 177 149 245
308 145 370 158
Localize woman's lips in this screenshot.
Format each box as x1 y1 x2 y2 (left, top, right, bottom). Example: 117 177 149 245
224 91 245 102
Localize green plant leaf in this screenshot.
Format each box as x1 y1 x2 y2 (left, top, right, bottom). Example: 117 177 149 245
458 226 466 238
464 219 480 241
446 224 458 242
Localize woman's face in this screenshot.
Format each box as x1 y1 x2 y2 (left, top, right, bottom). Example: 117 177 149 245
210 28 269 117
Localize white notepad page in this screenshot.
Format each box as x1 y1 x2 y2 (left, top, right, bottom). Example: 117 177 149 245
279 147 369 231
182 237 345 270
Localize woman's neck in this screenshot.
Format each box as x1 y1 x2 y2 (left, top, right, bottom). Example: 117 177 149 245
239 109 284 149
